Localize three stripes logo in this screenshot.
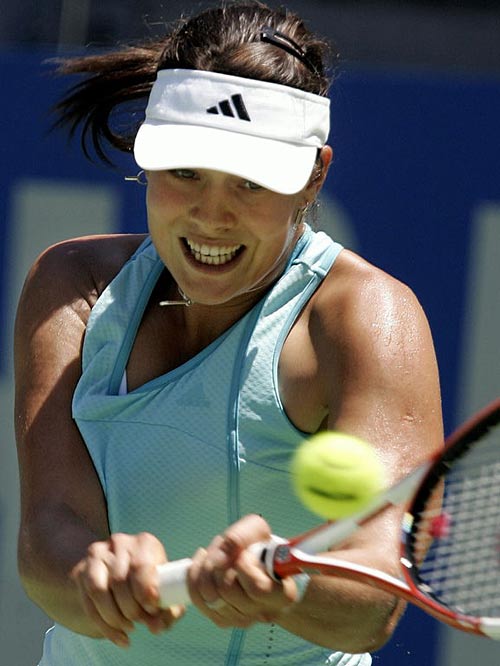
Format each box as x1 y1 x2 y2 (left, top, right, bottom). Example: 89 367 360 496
207 94 251 121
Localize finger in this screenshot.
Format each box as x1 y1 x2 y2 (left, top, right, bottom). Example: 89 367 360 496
125 532 167 613
78 589 132 648
188 550 251 627
213 515 271 567
100 546 142 623
213 605 255 629
231 549 275 600
208 567 264 628
73 560 133 646
206 598 227 611
204 590 255 630
188 548 221 607
213 565 270 620
110 568 156 629
232 551 298 618
108 532 167 633
158 604 186 629
109 557 183 635
80 557 135 633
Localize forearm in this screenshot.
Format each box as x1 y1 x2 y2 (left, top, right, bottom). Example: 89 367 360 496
277 572 403 653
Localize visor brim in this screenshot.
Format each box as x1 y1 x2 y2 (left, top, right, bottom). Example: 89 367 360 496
134 122 318 195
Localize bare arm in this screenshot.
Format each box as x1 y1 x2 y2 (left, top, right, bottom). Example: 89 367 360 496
15 240 109 628
187 251 443 653
14 236 181 646
277 251 443 651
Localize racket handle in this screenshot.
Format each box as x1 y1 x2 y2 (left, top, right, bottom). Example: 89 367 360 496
156 537 285 608
157 558 193 607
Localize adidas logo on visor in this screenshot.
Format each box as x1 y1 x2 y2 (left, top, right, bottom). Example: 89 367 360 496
207 94 251 121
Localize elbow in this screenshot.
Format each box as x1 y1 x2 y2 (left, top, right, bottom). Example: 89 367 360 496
17 530 40 600
17 530 56 615
17 535 102 639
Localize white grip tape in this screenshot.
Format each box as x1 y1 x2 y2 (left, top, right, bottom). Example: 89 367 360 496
156 535 310 609
157 558 192 607
156 540 276 608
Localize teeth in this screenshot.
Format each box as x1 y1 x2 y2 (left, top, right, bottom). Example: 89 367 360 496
186 239 241 265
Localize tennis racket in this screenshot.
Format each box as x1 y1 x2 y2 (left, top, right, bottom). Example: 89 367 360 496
157 399 500 638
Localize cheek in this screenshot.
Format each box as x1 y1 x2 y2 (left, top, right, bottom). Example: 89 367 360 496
250 203 296 242
147 184 174 210
146 186 189 237
146 174 192 210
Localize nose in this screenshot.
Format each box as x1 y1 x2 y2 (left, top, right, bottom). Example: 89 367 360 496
189 183 236 230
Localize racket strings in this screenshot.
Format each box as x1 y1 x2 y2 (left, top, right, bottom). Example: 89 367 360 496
410 427 500 617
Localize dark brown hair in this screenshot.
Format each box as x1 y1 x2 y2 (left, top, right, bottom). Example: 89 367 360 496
52 1 336 164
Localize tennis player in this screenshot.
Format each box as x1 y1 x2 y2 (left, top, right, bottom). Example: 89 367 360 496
14 2 443 665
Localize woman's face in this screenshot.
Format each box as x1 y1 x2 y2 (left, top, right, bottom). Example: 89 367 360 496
146 164 321 307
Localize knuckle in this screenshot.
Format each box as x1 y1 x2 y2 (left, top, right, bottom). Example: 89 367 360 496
161 606 185 624
108 571 128 587
193 547 207 560
137 531 157 548
212 616 231 628
232 615 255 629
222 530 245 552
258 612 278 624
86 578 107 597
70 560 85 580
249 578 272 597
109 532 128 548
87 540 106 558
244 577 273 601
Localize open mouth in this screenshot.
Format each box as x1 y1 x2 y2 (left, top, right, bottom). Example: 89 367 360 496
183 238 244 266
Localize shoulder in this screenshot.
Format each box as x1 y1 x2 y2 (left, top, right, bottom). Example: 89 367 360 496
15 234 148 350
310 249 441 426
18 234 147 319
28 233 147 299
280 248 437 432
295 249 442 470
312 248 430 349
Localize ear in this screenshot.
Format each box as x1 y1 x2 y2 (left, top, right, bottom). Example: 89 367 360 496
304 146 333 201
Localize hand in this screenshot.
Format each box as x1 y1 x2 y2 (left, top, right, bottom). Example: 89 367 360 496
187 514 298 628
71 532 185 647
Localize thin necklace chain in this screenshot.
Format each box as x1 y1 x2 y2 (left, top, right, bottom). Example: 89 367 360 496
159 287 193 307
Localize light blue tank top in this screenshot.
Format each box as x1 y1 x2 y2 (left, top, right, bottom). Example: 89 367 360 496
39 227 371 666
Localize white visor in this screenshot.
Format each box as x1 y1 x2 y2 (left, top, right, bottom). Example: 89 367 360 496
134 69 330 194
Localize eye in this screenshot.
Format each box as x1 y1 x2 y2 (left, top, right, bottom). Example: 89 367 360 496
243 180 264 191
169 169 198 180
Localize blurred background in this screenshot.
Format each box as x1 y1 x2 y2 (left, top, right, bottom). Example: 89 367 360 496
1 1 499 664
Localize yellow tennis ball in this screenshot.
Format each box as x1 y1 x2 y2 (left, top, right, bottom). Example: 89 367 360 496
291 432 386 520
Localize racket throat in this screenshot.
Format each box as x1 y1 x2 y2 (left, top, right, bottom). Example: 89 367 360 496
250 535 290 581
